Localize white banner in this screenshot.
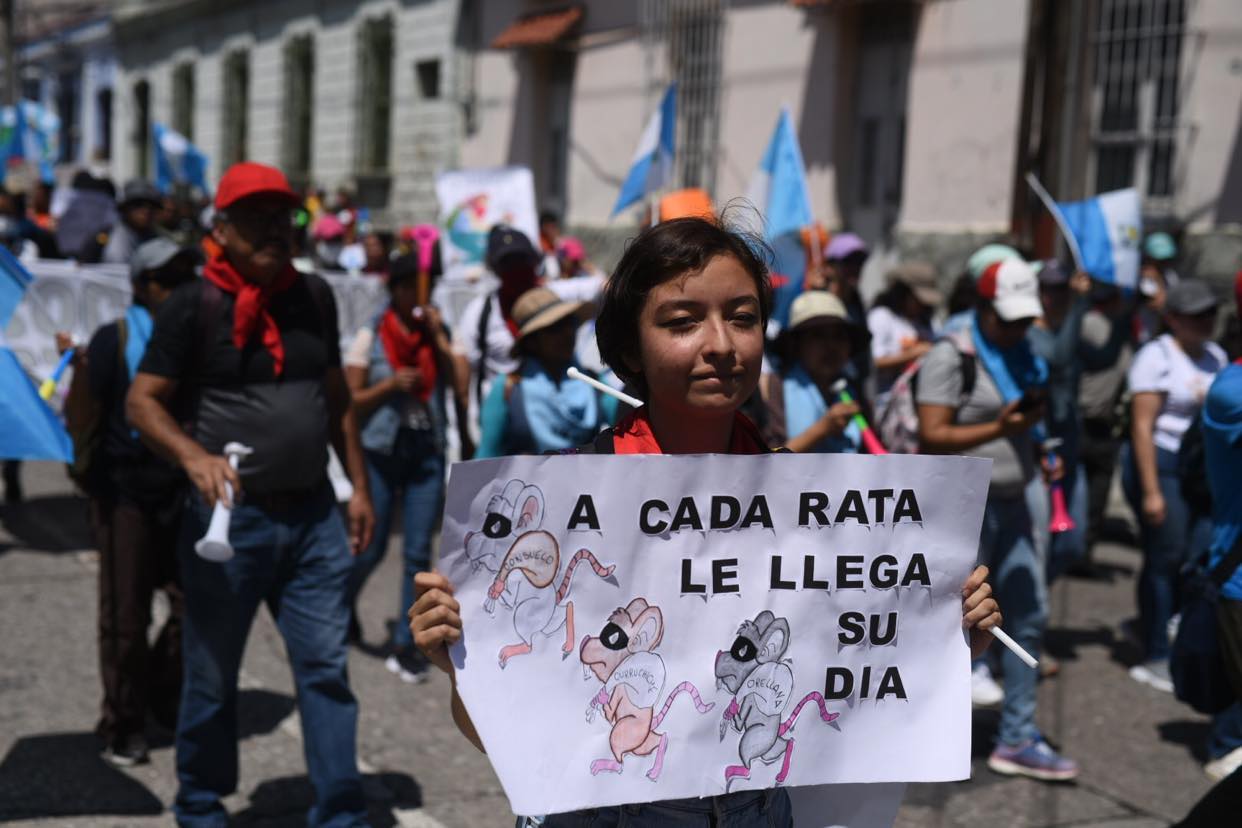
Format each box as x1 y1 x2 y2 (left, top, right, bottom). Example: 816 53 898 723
2 260 392 384
435 166 539 275
441 453 991 817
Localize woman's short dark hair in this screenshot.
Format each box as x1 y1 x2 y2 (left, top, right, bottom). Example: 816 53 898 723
595 217 771 394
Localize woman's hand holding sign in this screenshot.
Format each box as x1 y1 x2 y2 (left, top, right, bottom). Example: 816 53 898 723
961 565 1002 660
409 571 463 676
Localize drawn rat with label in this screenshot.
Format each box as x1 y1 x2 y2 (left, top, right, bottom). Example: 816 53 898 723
714 610 840 787
580 598 715 781
479 482 618 668
464 480 544 574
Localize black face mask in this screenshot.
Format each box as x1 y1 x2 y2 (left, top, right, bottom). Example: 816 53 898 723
730 636 758 663
599 622 629 651
482 512 512 539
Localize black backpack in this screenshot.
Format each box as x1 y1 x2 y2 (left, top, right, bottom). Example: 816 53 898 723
1177 410 1212 517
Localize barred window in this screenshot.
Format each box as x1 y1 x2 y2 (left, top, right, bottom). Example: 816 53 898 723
283 35 315 188
172 61 195 140
1090 0 1187 213
221 50 249 166
356 16 394 175
641 0 726 197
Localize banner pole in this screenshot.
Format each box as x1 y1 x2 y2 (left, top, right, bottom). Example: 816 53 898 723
1024 172 1085 274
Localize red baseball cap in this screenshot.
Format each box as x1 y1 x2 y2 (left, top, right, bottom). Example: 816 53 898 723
214 162 300 211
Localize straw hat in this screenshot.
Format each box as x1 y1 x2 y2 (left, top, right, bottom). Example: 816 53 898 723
780 290 868 352
510 287 590 351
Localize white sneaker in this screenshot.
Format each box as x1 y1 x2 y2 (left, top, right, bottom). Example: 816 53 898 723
385 651 430 685
971 663 1004 706
1128 660 1174 694
1204 745 1242 781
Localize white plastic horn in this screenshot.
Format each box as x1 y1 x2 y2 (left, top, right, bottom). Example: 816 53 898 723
194 442 254 563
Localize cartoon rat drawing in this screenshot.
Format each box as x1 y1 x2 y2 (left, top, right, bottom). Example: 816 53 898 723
714 610 840 787
580 598 715 782
464 480 544 574
482 524 618 669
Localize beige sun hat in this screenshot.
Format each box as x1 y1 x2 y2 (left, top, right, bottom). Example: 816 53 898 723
510 287 590 350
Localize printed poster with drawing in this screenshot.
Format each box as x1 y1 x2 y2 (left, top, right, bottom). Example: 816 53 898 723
440 452 991 816
435 166 539 274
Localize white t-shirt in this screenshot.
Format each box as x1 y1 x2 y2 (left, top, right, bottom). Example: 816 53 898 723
868 305 930 397
452 274 606 398
868 305 922 362
1127 333 1226 452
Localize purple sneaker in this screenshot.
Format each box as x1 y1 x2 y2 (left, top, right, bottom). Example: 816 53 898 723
987 738 1079 782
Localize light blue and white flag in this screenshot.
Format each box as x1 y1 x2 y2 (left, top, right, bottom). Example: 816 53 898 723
1052 188 1141 288
0 244 33 329
0 346 73 462
1026 174 1143 290
746 107 813 240
154 123 209 193
611 84 676 217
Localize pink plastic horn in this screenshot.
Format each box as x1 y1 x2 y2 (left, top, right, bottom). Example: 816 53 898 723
1043 441 1076 534
831 379 888 455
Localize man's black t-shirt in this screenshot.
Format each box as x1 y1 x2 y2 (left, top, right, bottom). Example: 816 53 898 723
139 273 342 494
86 320 185 503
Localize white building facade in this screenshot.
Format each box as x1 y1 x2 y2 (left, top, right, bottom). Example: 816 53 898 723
110 0 1242 283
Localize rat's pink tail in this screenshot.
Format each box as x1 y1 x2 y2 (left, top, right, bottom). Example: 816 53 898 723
778 692 840 737
556 549 616 603
652 681 715 728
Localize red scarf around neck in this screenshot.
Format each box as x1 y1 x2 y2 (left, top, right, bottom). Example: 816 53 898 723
612 407 768 455
202 255 300 375
378 307 438 402
498 270 539 337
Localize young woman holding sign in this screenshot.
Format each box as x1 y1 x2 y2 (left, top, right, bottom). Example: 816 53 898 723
409 218 1002 827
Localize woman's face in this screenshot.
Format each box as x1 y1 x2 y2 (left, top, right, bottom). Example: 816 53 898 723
390 280 419 317
795 322 853 385
631 254 764 418
1167 310 1216 353
527 315 580 367
978 304 1034 350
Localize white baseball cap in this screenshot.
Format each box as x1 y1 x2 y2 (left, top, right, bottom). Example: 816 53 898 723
977 259 1042 322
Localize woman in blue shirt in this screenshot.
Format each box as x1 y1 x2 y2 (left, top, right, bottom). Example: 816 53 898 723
476 287 618 457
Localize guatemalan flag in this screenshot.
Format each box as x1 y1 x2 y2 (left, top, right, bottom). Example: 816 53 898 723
1053 188 1142 289
154 123 209 194
611 84 676 217
746 108 814 329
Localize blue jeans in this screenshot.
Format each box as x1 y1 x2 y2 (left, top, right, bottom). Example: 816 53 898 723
980 493 1047 746
523 789 791 827
1209 702 1242 761
174 483 366 828
1120 443 1214 661
347 428 445 651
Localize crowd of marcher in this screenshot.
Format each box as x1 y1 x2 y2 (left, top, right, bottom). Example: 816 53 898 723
5 158 1240 827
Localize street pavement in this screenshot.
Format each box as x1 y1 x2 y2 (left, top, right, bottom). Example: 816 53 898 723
0 461 1229 827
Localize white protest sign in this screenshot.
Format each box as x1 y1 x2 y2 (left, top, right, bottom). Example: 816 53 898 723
441 453 991 817
3 260 389 383
435 166 539 274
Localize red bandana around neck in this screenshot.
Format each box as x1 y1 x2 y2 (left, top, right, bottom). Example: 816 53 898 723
611 407 768 455
378 307 438 402
202 255 300 375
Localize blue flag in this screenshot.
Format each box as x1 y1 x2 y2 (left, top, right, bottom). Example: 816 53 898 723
612 85 676 216
746 108 814 328
0 243 33 329
746 108 813 240
0 347 73 462
1053 188 1142 288
154 123 209 193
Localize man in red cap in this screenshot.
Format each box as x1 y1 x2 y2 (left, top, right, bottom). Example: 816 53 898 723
127 162 375 827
